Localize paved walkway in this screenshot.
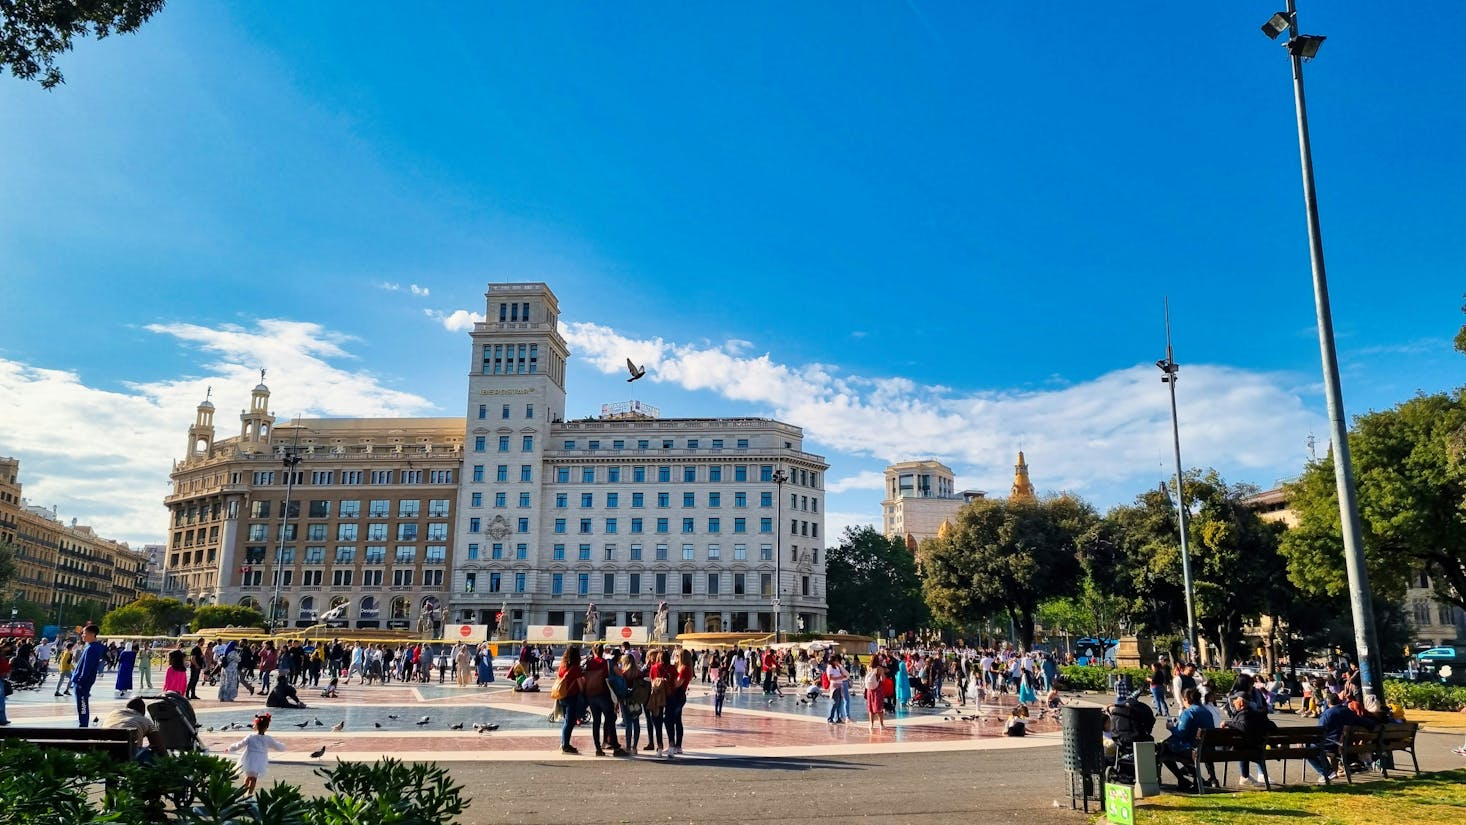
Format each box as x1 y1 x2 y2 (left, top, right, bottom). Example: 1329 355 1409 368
4 672 1063 763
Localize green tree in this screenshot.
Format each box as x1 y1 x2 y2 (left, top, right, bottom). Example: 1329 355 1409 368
1280 389 1466 614
922 495 1094 648
1087 470 1288 665
100 596 192 635
824 525 928 635
1036 574 1126 647
190 603 265 632
1 0 165 89
0 540 17 596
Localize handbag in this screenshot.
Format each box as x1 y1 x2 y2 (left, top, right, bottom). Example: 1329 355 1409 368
548 699 565 723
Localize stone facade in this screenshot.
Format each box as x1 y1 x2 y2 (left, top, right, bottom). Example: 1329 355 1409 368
880 459 984 548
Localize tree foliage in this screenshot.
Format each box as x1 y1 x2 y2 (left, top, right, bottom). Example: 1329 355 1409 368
190 603 265 632
0 540 16 597
1036 574 1126 644
825 525 928 635
1087 470 1288 664
1 0 164 89
921 495 1094 648
101 595 193 635
1280 389 1466 613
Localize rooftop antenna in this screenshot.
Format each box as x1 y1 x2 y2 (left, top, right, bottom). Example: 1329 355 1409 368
1306 432 1317 460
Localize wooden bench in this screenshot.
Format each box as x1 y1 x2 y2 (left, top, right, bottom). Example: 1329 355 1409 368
1376 722 1421 778
1190 727 1329 793
1338 722 1421 782
0 726 134 760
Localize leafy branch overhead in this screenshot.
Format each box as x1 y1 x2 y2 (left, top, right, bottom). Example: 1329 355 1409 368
0 0 164 89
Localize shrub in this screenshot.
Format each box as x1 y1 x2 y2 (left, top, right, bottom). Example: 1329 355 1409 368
0 741 468 824
1384 679 1466 712
1057 664 1236 696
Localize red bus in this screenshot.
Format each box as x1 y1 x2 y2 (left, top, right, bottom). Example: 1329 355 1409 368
0 621 35 639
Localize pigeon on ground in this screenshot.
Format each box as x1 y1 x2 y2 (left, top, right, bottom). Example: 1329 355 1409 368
373 722 381 728
387 714 399 720
92 717 99 725
313 717 324 727
625 358 646 382
294 721 310 728
309 746 327 759
206 726 215 732
330 721 345 732
473 722 499 733
415 716 430 726
450 722 464 730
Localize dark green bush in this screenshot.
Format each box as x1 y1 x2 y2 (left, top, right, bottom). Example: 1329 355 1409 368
0 741 468 824
1058 664 1236 695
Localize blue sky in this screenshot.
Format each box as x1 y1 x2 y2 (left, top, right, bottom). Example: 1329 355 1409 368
1 3 1462 546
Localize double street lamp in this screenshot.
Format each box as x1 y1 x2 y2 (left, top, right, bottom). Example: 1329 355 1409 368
1261 2 1384 704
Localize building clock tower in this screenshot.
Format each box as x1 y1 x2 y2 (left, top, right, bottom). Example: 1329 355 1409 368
452 283 570 636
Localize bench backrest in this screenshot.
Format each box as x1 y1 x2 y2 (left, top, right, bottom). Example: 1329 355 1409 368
1377 722 1419 750
0 727 133 743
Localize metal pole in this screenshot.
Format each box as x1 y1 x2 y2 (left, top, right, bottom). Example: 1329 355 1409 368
271 447 301 633
772 469 787 642
1158 306 1200 664
1281 0 1384 702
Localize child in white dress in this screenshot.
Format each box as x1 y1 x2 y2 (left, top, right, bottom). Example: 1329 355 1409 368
226 713 287 794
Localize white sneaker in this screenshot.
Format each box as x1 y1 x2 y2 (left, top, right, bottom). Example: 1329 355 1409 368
1254 773 1268 785
1315 773 1335 784
655 749 665 758
672 746 683 755
1238 776 1258 787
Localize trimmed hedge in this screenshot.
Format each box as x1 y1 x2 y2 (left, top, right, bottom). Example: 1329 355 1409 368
1058 665 1236 695
1384 679 1466 712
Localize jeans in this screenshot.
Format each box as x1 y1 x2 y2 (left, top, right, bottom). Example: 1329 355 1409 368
621 705 641 751
665 693 687 748
827 684 848 722
1151 686 1170 717
560 693 585 748
587 692 619 752
646 708 665 750
187 666 201 698
714 689 726 716
0 676 8 724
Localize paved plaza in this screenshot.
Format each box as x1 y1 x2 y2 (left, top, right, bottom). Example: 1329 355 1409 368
7 669 1466 824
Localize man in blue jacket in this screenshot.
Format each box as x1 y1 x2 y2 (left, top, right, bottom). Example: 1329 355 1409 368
1305 691 1375 782
70 625 107 727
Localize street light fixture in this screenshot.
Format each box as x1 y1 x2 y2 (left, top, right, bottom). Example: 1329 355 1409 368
771 468 788 642
1156 302 1200 665
1260 0 1384 704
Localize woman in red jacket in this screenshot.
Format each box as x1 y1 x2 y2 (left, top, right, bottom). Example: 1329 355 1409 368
555 646 585 755
664 648 694 756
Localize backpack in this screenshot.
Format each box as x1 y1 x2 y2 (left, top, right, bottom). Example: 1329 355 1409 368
628 678 651 711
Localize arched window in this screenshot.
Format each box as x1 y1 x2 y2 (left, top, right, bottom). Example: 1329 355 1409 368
390 596 411 619
299 596 315 619
360 596 379 618
270 597 290 622
239 596 261 610
328 595 350 617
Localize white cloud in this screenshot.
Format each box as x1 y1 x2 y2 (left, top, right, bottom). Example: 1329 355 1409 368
561 321 1326 506
410 284 430 297
826 470 886 494
425 308 484 332
376 281 401 292
0 320 438 547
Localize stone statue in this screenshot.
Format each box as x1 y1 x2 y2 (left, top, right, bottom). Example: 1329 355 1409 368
584 602 599 639
651 601 669 643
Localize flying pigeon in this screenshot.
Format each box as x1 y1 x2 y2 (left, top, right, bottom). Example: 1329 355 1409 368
415 716 431 726
330 721 345 732
625 358 646 382
450 722 464 730
309 746 327 759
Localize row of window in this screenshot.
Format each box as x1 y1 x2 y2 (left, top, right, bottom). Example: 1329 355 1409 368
542 542 817 564
240 568 443 588
481 342 539 375
250 470 454 486
470 465 535 483
540 490 818 512
475 435 536 452
562 437 750 452
546 464 816 487
478 403 534 420
530 571 817 598
246 522 450 542
242 545 447 565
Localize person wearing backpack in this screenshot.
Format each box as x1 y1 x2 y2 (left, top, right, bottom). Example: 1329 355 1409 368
617 654 645 754
582 645 625 757
553 646 585 755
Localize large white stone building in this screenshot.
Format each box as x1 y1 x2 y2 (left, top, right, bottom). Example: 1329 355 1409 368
453 283 828 639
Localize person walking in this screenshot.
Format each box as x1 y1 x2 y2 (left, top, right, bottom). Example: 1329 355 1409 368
70 625 107 728
53 641 75 697
137 643 154 691
1149 662 1170 718
826 654 850 724
217 641 242 702
114 642 137 697
186 639 204 700
865 659 887 731
455 644 472 688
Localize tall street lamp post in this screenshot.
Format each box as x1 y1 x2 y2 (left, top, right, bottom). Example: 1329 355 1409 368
1261 2 1384 703
771 468 788 642
271 446 302 633
1156 305 1199 665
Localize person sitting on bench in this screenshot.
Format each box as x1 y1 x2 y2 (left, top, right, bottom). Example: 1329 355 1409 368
1160 688 1219 791
265 679 307 709
103 697 167 761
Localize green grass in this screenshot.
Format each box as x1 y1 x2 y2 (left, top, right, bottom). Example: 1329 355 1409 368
1100 769 1466 825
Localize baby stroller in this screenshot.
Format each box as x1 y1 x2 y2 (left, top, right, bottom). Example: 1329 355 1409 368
911 679 940 708
1104 692 1156 786
149 691 206 752
8 663 49 692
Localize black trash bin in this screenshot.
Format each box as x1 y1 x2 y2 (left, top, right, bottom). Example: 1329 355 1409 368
1062 705 1106 811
